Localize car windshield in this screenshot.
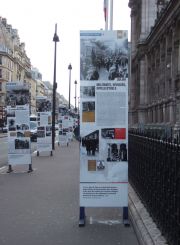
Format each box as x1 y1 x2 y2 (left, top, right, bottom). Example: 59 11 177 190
30 121 37 130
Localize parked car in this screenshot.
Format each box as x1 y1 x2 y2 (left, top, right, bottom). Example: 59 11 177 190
2 125 8 133
30 121 37 142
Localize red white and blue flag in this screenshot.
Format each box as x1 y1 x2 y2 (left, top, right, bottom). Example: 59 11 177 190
104 0 108 21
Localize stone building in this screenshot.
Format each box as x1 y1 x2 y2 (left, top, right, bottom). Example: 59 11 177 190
29 77 37 115
44 80 69 114
128 0 180 137
0 17 37 117
31 67 45 99
0 18 14 107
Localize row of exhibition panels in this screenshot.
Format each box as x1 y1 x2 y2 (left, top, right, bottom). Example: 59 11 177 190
7 106 76 167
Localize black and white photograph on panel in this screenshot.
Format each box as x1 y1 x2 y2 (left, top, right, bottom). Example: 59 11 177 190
6 108 15 117
37 130 45 138
106 143 127 162
17 131 25 137
81 130 99 156
80 30 128 81
8 138 30 154
36 97 52 112
101 128 115 139
96 160 105 170
16 124 29 130
80 86 95 98
15 138 30 150
46 126 52 137
37 126 45 138
101 128 126 140
7 117 16 131
6 82 30 106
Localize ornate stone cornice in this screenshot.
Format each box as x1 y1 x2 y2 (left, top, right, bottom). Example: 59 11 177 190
147 0 180 45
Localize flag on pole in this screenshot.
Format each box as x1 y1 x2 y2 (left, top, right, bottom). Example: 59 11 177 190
104 0 108 21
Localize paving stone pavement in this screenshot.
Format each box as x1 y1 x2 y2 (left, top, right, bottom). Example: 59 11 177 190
128 185 168 245
0 139 168 245
0 140 138 245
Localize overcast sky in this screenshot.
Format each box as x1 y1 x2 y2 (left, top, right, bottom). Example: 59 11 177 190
1 0 131 105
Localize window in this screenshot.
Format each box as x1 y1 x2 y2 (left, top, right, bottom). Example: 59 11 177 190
0 69 2 78
0 56 2 65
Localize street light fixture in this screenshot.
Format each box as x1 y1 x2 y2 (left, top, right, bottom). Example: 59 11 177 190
74 80 77 112
68 63 72 110
52 23 59 150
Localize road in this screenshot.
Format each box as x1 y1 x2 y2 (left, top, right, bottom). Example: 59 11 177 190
0 136 8 167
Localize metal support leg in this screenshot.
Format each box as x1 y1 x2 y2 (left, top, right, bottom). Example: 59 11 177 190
123 207 130 226
7 164 13 173
79 207 85 227
27 164 33 173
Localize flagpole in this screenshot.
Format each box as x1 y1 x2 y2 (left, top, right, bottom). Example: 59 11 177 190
109 0 113 30
104 0 109 30
105 0 108 30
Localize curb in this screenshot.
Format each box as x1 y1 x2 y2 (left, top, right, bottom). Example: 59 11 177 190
128 184 168 245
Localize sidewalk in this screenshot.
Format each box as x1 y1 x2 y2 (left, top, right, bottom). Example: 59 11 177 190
0 140 139 245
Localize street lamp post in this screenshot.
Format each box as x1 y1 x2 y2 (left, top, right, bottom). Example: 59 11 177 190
74 80 77 112
68 64 72 110
52 23 59 150
77 96 80 140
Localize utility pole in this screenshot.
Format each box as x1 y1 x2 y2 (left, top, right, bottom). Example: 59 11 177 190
110 0 113 30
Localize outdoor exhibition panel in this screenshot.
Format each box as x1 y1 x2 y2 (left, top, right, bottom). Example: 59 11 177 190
58 114 74 146
79 30 128 209
67 116 74 141
6 82 31 166
36 96 52 154
58 115 69 146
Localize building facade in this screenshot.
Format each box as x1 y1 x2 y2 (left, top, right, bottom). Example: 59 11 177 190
0 18 14 107
29 77 37 115
31 67 45 99
0 17 36 119
44 80 69 113
0 17 70 121
129 0 180 136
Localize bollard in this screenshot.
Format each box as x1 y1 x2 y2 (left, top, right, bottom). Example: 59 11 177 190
79 207 85 227
7 164 13 173
123 207 130 226
27 164 33 173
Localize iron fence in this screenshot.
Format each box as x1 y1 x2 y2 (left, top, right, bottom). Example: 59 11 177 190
129 130 180 245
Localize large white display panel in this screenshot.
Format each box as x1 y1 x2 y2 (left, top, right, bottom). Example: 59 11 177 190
36 97 52 153
80 30 128 207
6 82 31 166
